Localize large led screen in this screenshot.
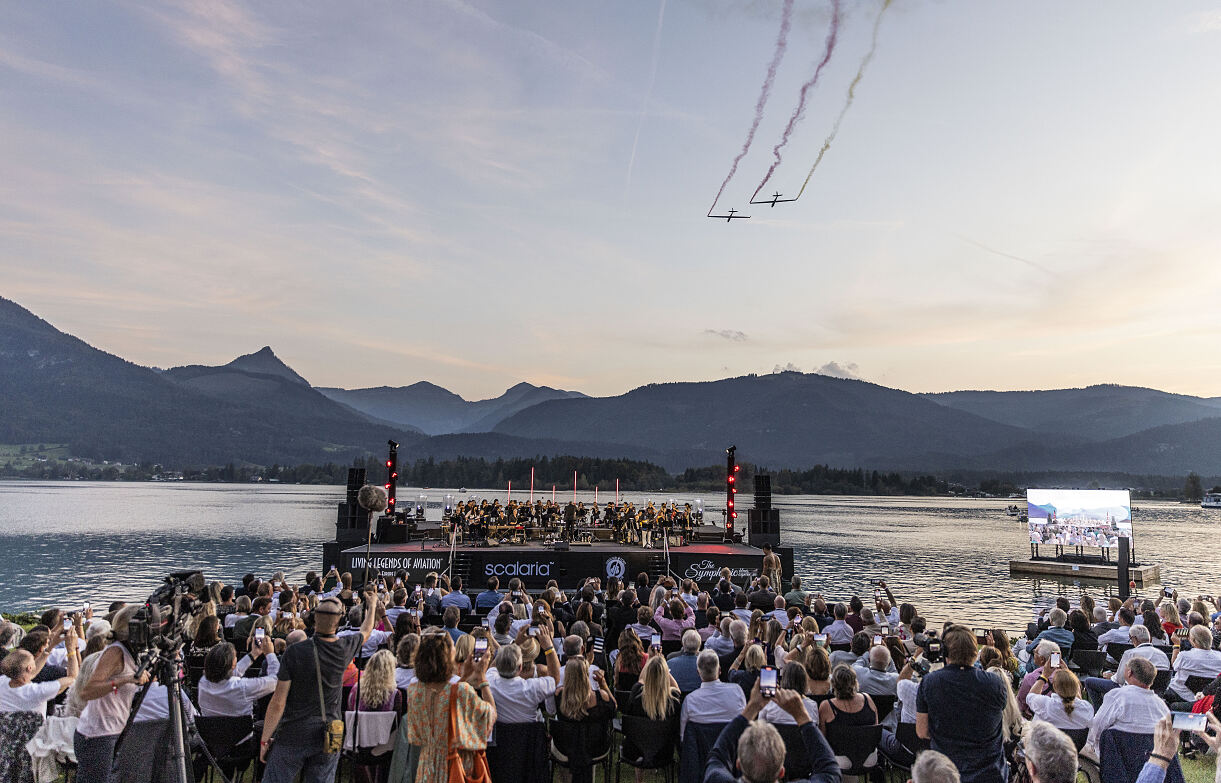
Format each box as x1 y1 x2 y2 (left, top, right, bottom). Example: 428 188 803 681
1027 489 1132 548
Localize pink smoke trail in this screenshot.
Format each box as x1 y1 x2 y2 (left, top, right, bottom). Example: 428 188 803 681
708 0 795 215
752 0 841 201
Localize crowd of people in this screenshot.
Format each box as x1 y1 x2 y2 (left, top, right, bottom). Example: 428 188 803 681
2 568 1221 783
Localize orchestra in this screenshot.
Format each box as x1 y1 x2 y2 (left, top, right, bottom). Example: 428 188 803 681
440 497 705 547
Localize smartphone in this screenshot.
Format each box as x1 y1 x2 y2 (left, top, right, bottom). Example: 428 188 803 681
481 617 489 627
529 627 539 636
63 618 72 631
651 633 661 649
254 628 266 641
813 634 827 647
1049 652 1061 668
592 637 604 654
671 589 678 597
83 602 91 612
1176 628 1190 639
1164 587 1174 598
1173 712 1207 732
880 625 890 636
928 642 942 659
473 637 488 660
869 579 881 586
759 666 778 698
873 634 884 646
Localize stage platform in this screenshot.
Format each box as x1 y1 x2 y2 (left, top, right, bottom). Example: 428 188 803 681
1009 558 1160 583
330 539 793 590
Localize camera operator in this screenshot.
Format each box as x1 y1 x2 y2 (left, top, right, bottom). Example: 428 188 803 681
72 605 150 783
259 585 377 782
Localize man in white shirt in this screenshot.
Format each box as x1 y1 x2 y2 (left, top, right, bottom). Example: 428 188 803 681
854 645 899 696
824 604 855 646
1086 657 1168 757
766 596 789 626
1168 626 1221 702
1096 608 1136 659
680 651 746 739
1086 624 1169 706
338 606 393 658
134 682 197 722
198 637 281 717
487 633 560 723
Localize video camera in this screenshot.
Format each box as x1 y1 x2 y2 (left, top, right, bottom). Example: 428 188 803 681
127 570 207 656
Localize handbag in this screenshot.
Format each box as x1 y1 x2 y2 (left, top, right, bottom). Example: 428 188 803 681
313 640 346 754
446 683 491 783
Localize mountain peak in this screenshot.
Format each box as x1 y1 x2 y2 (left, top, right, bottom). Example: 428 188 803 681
223 347 310 386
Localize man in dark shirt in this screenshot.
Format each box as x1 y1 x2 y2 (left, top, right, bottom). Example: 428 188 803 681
260 588 376 782
604 588 639 647
747 577 776 612
704 679 839 783
233 597 273 640
714 580 737 613
846 596 865 633
917 625 1008 783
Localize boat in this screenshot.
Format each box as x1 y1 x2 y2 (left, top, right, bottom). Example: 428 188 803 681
1203 492 1221 509
1006 504 1024 516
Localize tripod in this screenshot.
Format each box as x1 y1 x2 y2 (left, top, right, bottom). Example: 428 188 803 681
111 642 233 783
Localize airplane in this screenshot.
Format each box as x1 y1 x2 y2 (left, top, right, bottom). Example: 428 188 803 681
706 207 751 222
750 191 797 207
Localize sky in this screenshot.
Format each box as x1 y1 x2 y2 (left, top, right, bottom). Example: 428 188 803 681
3 1 1221 401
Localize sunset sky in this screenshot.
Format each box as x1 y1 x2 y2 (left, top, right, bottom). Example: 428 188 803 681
3 1 1220 400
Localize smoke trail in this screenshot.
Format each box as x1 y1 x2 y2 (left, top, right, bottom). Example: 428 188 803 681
752 0 842 202
794 0 892 200
625 0 667 198
708 0 795 214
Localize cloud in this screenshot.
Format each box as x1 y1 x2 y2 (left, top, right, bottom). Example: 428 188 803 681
814 361 860 379
1188 11 1221 34
704 328 747 342
772 362 801 373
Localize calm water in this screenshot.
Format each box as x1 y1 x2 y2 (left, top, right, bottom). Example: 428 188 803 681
1 481 1215 627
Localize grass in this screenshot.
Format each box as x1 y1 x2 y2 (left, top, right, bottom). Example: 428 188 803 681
0 442 71 469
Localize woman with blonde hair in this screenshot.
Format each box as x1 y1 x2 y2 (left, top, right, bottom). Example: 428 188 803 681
350 649 402 712
224 596 251 629
987 666 1025 753
729 642 766 698
553 658 615 783
621 656 679 782
1026 666 1093 732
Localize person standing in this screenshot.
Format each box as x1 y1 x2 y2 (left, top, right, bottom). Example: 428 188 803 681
916 625 1008 783
259 588 376 783
761 545 782 596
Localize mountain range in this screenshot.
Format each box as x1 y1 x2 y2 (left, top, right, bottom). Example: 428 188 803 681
3 295 1221 476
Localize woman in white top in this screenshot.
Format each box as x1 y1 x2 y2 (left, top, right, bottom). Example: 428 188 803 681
759 662 819 725
197 637 280 718
395 634 419 690
1026 668 1094 732
223 596 251 629
0 634 79 783
73 606 150 783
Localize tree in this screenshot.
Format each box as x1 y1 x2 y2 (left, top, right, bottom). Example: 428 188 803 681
1184 472 1204 502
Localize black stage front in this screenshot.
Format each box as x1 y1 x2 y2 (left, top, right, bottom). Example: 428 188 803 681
332 540 794 591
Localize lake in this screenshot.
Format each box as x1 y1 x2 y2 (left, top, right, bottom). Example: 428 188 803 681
1 481 1213 627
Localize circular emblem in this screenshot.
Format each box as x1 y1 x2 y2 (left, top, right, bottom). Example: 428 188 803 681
605 556 627 579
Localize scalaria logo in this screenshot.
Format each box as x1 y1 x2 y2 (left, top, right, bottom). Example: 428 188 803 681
484 561 552 577
604 556 627 579
684 559 755 583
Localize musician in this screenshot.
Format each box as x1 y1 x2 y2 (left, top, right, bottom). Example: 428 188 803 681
641 502 656 549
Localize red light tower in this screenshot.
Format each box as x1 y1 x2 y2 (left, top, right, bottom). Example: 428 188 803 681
385 440 399 514
725 445 739 542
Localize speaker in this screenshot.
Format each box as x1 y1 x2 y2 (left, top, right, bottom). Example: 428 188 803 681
553 541 570 551
747 508 780 547
753 475 772 511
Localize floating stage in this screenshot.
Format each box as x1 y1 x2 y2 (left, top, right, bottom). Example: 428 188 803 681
1009 558 1160 583
329 537 792 591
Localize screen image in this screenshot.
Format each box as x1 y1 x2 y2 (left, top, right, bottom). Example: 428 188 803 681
1027 489 1132 548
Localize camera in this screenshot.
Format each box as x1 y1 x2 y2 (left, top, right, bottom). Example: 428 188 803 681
127 570 207 655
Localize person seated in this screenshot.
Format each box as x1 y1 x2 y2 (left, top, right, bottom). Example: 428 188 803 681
628 606 657 644
442 607 463 643
553 658 616 783
1083 624 1169 705
703 680 840 783
854 644 899 696
1067 610 1098 652
0 636 79 717
1167 625 1221 703
666 630 703 694
1090 606 1118 636
910 750 960 783
823 604 854 647
348 648 402 717
718 621 749 681
1020 721 1079 783
198 636 280 717
487 635 559 724
1084 657 1168 758
804 646 833 700
731 593 754 624
831 632 871 670
1024 609 1074 672
784 577 809 608
818 664 878 741
1096 607 1136 660
1026 668 1094 733
729 644 766 699
681 650 746 739
699 606 722 643
394 634 419 690
654 599 694 642
759 663 819 725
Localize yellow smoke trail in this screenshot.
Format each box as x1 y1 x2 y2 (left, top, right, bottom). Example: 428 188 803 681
795 0 892 200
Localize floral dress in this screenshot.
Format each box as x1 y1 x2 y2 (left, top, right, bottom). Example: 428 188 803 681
0 711 45 783
404 682 493 783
